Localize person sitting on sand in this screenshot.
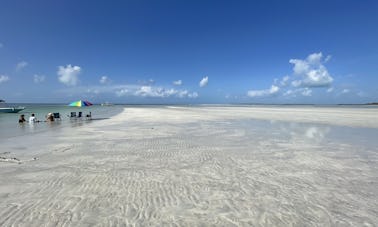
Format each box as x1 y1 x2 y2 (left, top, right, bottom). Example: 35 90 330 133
29 113 37 123
46 113 54 122
18 114 26 123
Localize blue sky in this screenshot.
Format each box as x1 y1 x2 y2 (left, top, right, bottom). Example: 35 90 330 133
0 0 377 104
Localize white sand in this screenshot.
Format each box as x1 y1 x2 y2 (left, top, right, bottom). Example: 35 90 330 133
0 106 377 226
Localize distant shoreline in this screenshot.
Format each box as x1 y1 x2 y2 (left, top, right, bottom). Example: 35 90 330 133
5 102 378 106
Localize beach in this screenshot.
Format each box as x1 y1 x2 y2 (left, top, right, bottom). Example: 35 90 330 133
0 106 377 226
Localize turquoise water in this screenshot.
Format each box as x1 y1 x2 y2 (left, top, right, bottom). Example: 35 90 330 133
0 104 124 141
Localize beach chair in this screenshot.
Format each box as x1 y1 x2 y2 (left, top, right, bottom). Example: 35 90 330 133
86 112 92 120
69 112 77 118
78 112 83 118
53 113 61 120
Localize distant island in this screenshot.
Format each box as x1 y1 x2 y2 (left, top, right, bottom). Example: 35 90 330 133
366 103 378 105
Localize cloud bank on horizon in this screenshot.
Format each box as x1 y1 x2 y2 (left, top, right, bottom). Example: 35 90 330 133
0 51 374 104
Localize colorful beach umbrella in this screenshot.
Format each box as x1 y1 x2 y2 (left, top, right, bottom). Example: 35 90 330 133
68 100 93 107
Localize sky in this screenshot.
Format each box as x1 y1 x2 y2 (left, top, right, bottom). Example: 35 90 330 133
0 0 377 104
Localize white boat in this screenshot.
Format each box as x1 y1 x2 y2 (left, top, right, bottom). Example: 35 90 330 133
101 102 113 106
0 100 25 113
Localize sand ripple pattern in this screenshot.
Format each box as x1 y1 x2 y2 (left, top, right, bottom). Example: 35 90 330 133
0 107 377 226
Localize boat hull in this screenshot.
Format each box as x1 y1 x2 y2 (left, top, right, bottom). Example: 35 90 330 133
0 107 25 113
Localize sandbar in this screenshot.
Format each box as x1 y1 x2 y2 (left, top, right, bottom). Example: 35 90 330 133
0 106 377 226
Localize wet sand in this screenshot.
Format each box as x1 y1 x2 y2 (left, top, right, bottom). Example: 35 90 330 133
0 106 377 226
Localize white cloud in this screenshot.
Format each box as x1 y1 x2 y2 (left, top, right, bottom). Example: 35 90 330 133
199 76 208 87
134 86 197 98
0 75 10 83
291 80 302 87
176 90 198 98
99 76 110 84
177 90 188 97
58 82 199 100
33 74 45 83
57 64 81 86
306 52 323 64
16 61 28 71
188 92 199 98
326 87 334 93
280 76 290 86
116 89 129 97
290 59 309 75
63 84 199 99
283 88 313 97
247 52 335 100
302 88 312 96
173 80 182 86
289 52 333 87
0 43 3 48
342 89 350 94
283 89 294 96
247 85 280 97
135 86 162 97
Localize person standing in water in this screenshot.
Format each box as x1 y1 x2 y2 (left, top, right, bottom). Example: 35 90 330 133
46 113 54 122
29 113 37 123
18 114 26 123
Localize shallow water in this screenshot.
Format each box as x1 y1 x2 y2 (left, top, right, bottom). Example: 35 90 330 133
164 118 378 226
0 104 124 140
0 106 377 226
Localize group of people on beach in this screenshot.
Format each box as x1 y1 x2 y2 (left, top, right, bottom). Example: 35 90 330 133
18 113 55 124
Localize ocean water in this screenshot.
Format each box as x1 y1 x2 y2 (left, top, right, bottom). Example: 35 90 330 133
0 104 124 141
